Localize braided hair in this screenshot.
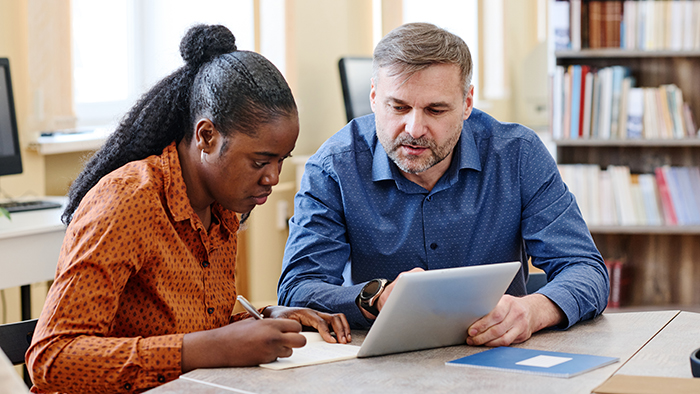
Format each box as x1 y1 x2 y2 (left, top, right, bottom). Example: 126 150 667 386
62 24 297 225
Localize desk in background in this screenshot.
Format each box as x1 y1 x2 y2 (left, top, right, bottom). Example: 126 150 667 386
148 310 695 394
0 197 66 320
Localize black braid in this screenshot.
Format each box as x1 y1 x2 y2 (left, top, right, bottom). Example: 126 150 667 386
62 24 296 225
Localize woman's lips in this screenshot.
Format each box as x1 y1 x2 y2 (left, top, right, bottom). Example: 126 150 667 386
252 194 270 205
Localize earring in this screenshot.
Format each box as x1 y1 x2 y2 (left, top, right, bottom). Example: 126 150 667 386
200 150 207 164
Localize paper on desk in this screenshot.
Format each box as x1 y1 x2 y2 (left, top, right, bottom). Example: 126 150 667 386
259 332 360 370
592 374 700 394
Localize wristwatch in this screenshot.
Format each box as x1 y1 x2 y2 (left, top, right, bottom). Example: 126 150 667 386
357 278 391 317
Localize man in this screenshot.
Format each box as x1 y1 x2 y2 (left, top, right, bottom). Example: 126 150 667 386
278 22 608 346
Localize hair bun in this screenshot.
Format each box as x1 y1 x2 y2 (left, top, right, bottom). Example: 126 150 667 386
180 24 237 68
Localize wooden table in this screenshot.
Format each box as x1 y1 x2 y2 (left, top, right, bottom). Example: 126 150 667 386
615 310 698 378
148 310 687 394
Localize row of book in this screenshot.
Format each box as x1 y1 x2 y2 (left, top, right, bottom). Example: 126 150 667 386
558 164 700 226
552 0 700 51
551 65 699 140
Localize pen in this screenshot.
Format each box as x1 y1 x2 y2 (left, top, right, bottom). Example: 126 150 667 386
237 295 264 320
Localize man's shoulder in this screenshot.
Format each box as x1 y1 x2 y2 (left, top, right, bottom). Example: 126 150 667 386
312 114 376 164
468 108 540 145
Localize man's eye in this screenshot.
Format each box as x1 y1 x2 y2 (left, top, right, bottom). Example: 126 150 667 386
254 161 268 168
392 106 408 112
428 108 446 115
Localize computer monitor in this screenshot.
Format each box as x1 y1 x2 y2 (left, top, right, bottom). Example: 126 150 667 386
0 58 22 177
338 57 373 123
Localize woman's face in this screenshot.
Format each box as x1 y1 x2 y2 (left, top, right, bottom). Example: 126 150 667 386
202 114 299 214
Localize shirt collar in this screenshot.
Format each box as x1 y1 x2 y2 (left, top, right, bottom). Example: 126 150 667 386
161 142 239 234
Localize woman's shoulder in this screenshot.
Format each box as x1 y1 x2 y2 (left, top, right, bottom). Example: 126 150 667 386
75 156 168 221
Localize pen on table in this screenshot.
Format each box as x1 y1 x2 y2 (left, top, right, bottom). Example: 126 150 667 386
237 295 264 320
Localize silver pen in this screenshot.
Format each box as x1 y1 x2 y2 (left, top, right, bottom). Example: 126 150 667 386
237 295 264 320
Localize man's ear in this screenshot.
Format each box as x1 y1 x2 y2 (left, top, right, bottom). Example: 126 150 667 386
194 118 219 152
370 78 377 112
463 84 474 120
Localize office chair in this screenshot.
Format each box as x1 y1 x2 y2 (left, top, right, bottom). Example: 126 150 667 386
526 271 548 294
338 57 374 123
0 318 38 387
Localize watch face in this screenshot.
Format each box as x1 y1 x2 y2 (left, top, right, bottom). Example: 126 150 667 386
361 280 382 299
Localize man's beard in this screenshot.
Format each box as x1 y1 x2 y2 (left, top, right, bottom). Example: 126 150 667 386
379 129 460 174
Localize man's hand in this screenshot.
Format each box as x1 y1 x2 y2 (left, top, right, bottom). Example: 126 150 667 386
358 267 425 319
466 294 566 347
263 306 352 344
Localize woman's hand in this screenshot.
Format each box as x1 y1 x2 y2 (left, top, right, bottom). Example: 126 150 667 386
263 306 352 344
182 318 306 372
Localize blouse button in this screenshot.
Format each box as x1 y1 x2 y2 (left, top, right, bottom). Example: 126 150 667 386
157 375 166 383
207 307 215 314
124 383 132 390
430 243 438 250
201 261 210 268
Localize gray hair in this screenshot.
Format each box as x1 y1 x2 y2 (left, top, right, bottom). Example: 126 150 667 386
373 22 473 96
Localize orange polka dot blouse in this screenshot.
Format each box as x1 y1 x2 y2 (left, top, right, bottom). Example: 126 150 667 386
27 142 248 393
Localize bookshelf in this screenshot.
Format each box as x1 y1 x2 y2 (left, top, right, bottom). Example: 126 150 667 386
551 3 700 308
549 0 700 308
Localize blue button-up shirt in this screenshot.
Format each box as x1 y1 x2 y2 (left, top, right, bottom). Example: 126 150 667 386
278 109 609 329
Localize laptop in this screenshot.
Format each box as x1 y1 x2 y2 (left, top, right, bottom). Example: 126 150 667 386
356 261 521 358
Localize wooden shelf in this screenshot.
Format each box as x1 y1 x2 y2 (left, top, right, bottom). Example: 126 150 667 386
555 49 700 59
555 139 700 147
588 225 700 234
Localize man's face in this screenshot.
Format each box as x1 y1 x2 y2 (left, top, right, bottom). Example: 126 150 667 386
371 63 473 176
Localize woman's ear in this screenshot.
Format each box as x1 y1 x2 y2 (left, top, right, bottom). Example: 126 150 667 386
194 118 219 152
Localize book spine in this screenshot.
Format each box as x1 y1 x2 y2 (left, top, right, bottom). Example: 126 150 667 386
655 167 678 226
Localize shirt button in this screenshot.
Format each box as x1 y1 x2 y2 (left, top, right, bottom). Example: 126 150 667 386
157 375 166 383
430 243 438 250
201 261 210 268
207 307 215 314
124 383 132 390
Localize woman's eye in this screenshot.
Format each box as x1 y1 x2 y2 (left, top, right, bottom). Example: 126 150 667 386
254 161 268 168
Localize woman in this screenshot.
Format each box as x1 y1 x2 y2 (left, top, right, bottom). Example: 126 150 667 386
27 24 350 394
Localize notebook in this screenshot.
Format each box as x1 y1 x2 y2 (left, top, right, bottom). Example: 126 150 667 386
356 261 521 358
446 346 619 378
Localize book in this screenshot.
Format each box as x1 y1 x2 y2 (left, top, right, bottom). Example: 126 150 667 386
638 173 663 226
598 67 613 139
664 166 689 224
616 76 633 139
571 0 582 51
599 169 617 225
610 166 637 225
551 0 571 51
676 167 700 224
629 174 647 225
570 65 582 139
446 347 618 378
582 67 594 139
626 87 644 139
259 332 360 370
655 167 678 225
606 259 621 308
589 1 603 49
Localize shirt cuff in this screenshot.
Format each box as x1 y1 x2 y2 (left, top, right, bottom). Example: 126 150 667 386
131 333 184 390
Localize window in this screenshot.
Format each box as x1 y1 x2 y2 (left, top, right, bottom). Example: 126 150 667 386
71 0 255 127
401 0 480 100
